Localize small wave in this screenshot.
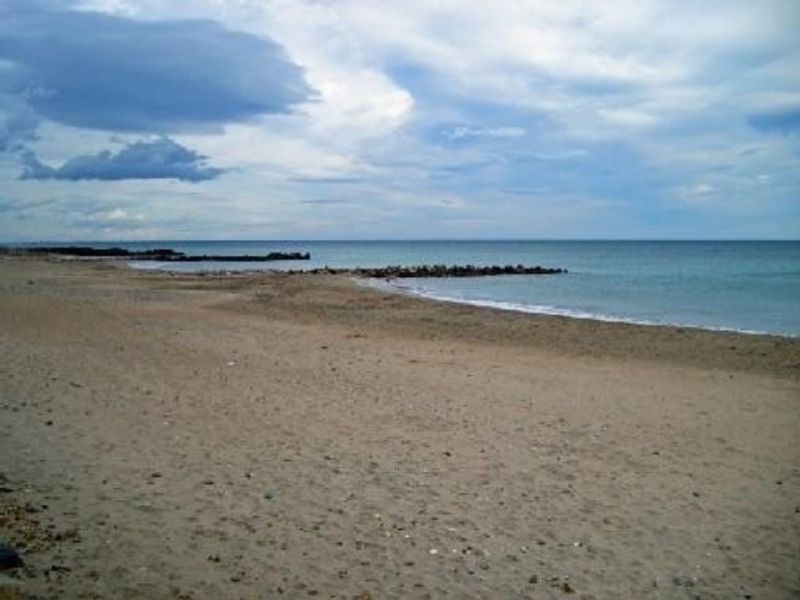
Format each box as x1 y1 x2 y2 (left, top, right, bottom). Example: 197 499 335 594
361 278 788 337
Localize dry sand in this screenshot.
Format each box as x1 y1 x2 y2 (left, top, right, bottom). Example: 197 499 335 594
0 256 798 599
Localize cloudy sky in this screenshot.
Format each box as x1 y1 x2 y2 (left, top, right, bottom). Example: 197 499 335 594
0 0 798 241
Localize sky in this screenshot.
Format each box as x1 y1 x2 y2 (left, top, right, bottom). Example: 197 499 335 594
0 0 798 241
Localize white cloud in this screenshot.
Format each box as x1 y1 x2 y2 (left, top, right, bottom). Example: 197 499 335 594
446 126 526 140
3 0 798 239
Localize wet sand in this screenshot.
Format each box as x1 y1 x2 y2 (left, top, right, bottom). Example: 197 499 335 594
1 256 798 599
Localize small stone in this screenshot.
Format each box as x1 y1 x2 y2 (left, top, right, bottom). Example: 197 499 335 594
529 574 538 584
264 491 275 500
672 576 695 587
562 582 575 593
692 491 700 497
429 548 438 555
0 542 24 571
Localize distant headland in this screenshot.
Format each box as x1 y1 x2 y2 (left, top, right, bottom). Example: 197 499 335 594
0 246 311 262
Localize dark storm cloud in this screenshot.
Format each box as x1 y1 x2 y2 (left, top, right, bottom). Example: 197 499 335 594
0 2 314 133
20 137 225 182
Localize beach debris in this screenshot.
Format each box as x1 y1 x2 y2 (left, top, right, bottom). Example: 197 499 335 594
0 542 24 571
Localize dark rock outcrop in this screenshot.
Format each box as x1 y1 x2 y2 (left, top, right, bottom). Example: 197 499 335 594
1 246 310 262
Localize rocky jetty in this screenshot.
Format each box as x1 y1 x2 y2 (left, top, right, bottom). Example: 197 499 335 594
2 246 311 262
286 264 566 278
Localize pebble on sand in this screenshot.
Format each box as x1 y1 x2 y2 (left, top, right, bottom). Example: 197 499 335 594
0 542 24 571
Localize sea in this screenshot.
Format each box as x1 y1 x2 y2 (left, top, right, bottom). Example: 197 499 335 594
30 240 800 337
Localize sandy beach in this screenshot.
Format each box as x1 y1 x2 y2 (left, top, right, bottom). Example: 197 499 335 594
1 255 798 599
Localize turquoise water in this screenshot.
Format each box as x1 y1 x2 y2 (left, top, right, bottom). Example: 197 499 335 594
31 240 800 336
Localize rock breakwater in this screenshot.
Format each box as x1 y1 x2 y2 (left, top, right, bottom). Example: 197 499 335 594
287 264 566 278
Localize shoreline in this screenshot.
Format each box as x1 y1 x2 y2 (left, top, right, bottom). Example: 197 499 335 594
363 277 800 340
128 259 800 341
1 256 798 599
54 256 800 377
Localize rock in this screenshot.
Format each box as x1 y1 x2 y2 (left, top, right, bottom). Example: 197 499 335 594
49 564 71 573
0 542 24 571
672 575 696 587
529 574 538 584
288 264 566 278
562 582 575 593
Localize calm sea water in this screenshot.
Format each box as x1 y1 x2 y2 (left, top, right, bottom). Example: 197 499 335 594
35 240 800 336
